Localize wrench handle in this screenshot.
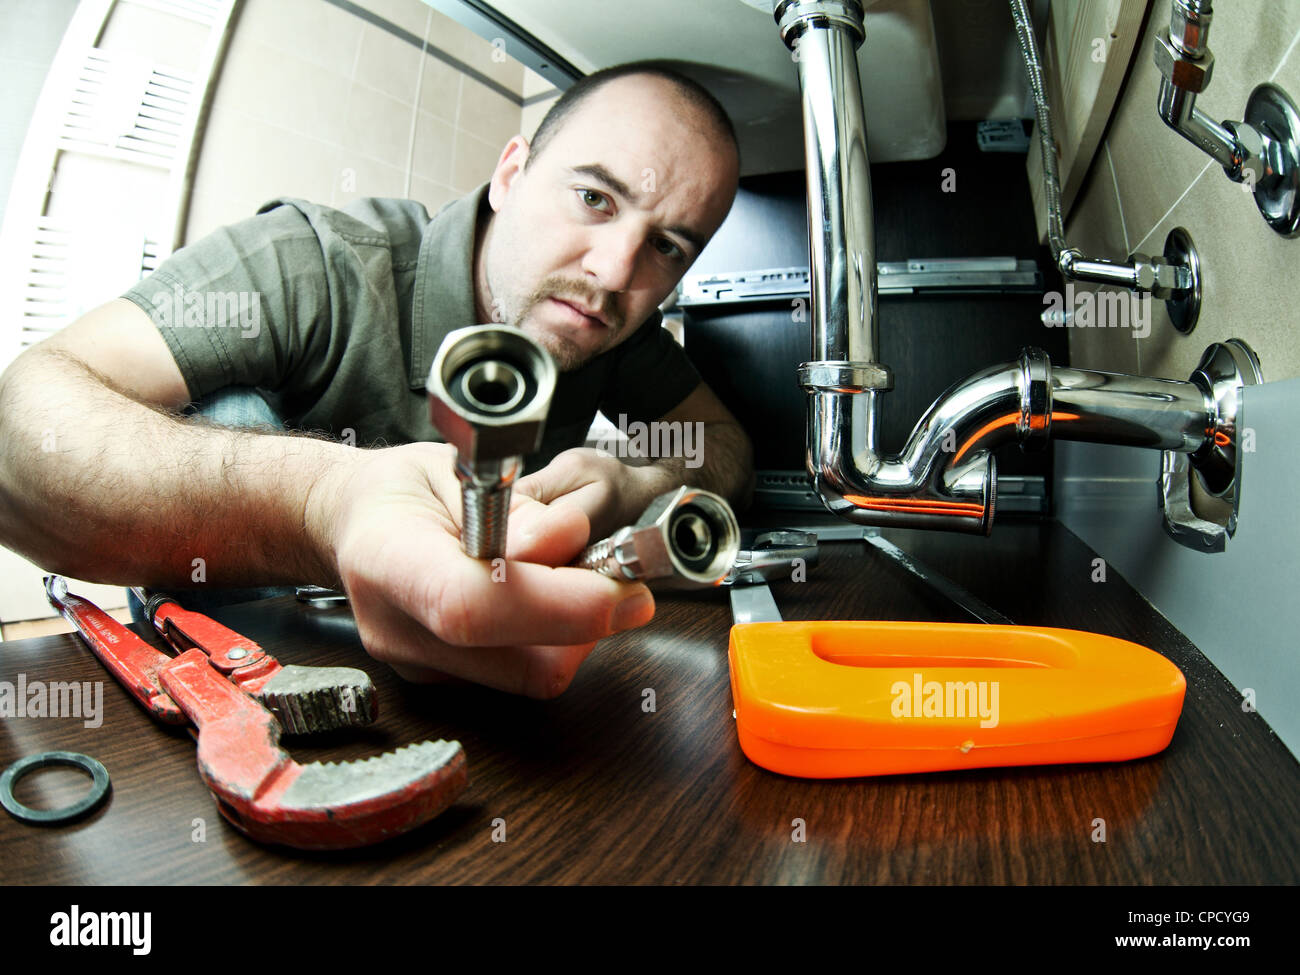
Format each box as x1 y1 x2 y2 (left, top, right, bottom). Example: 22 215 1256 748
44 576 186 724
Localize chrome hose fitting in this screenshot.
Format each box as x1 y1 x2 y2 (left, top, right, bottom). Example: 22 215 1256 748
574 486 742 589
1153 0 1300 236
426 325 557 560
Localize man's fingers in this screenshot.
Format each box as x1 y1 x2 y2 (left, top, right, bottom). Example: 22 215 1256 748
514 465 568 506
417 544 655 648
360 517 654 648
357 595 601 697
403 441 589 563
387 636 599 699
340 443 654 694
504 492 591 565
388 661 460 684
515 480 609 543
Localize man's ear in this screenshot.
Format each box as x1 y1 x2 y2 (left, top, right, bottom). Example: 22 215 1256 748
487 135 531 212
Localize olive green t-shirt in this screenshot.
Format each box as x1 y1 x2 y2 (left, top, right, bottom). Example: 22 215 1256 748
121 184 702 470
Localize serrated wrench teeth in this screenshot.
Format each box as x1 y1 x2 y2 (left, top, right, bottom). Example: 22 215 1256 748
132 588 378 733
254 665 377 734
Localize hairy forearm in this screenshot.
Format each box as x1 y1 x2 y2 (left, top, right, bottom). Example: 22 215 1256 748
635 420 754 512
0 348 356 588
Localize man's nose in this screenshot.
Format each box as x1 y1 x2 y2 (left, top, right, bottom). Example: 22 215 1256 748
582 223 641 295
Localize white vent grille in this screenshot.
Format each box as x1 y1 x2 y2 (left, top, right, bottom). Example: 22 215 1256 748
0 0 238 372
59 50 195 169
14 218 155 351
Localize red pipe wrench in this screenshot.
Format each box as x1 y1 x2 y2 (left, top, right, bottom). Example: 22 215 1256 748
45 576 467 850
130 586 375 734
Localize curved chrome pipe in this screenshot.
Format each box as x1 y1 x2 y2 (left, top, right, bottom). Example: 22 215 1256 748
1151 0 1300 237
808 349 1216 534
1153 1 1241 170
805 360 1022 533
775 0 1228 536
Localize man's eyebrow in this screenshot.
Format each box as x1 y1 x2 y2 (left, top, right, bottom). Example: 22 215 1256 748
570 164 637 203
664 222 706 253
569 163 706 253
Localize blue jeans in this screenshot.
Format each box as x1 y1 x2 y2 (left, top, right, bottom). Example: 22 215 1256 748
126 387 298 625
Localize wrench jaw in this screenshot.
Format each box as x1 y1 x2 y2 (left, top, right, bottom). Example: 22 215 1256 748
139 591 379 733
247 665 378 735
237 741 469 851
200 739 469 851
163 649 468 851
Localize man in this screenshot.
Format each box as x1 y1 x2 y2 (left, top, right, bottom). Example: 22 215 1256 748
0 62 752 698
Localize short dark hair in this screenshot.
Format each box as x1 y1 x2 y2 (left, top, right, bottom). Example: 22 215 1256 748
526 61 740 170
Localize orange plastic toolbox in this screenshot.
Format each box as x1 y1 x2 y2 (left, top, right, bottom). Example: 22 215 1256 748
728 620 1187 778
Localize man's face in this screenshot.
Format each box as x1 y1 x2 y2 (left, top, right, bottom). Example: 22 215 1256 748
480 74 738 371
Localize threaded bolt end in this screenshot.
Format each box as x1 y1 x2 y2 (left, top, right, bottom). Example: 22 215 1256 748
461 484 510 560
573 537 623 577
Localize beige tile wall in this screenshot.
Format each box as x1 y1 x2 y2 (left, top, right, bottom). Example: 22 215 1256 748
185 0 527 243
522 67 560 141
1063 5 1300 382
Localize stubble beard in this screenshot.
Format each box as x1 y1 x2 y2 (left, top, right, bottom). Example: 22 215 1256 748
482 209 622 372
523 322 585 372
507 273 624 373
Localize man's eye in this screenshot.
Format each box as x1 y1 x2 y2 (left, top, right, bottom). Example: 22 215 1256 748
652 237 683 260
579 189 609 211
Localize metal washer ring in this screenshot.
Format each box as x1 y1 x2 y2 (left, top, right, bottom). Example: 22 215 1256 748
0 751 111 825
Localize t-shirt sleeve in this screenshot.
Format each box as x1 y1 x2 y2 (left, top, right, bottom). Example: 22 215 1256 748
120 202 332 402
598 313 702 422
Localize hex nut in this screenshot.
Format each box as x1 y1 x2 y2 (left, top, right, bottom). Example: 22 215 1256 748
428 398 546 461
610 525 674 581
1129 254 1184 300
1155 30 1214 93
607 487 701 582
426 326 557 462
1130 254 1156 292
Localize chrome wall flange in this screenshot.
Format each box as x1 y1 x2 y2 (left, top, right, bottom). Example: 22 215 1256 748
1159 338 1263 551
1162 227 1201 333
1242 82 1300 237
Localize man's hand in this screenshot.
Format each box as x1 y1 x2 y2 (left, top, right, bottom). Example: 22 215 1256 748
514 447 671 543
307 442 655 698
516 384 755 545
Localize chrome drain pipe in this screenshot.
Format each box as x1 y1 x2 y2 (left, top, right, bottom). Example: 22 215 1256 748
773 0 1256 540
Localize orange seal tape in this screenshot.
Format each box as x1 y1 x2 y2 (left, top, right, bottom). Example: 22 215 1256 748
728 621 1186 778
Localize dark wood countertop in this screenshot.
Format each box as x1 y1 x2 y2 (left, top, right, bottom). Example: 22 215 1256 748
3 518 1297 884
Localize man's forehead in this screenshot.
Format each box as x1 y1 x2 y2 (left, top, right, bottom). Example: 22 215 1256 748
550 75 732 166
536 76 738 228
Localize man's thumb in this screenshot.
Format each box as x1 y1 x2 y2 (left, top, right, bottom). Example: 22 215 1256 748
514 465 562 505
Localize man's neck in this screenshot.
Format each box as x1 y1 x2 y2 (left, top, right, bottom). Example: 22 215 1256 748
472 199 495 325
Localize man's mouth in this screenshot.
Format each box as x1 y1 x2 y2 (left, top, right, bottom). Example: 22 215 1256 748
547 297 610 328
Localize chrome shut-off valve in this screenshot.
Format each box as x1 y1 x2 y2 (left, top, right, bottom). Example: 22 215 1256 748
1154 0 1300 237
